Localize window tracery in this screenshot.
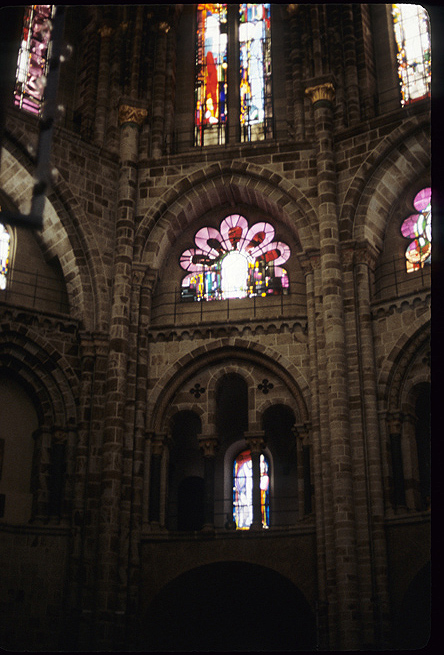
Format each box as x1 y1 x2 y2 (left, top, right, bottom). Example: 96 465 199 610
391 4 431 107
14 5 55 115
194 3 272 146
180 215 290 301
401 187 431 273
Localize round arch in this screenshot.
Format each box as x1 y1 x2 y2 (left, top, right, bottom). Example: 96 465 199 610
134 161 319 269
0 142 109 331
341 119 430 251
148 339 310 433
142 560 317 651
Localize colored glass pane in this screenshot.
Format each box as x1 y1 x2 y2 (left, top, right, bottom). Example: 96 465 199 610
239 3 272 142
233 450 269 529
0 222 11 291
392 4 431 107
14 5 55 115
401 187 431 273
180 215 291 301
195 4 228 146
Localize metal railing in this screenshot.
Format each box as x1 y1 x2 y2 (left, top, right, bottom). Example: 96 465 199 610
374 255 431 300
0 265 70 315
151 281 307 327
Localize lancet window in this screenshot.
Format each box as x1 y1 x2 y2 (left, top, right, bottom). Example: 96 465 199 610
391 4 431 107
14 5 55 115
0 223 11 291
233 449 269 529
180 215 290 301
194 3 272 146
401 187 431 273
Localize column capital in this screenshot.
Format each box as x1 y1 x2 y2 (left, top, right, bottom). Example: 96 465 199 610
244 432 265 453
149 431 169 456
305 82 335 106
292 422 312 445
386 411 404 435
118 103 148 128
98 25 113 39
198 435 219 457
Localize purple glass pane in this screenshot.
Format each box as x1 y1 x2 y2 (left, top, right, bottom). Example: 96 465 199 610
413 187 431 212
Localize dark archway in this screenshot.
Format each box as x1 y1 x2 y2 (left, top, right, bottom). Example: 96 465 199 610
391 561 431 649
216 373 249 445
142 561 316 651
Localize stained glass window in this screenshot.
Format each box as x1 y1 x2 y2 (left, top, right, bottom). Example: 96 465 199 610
0 222 11 290
180 215 290 301
14 5 55 115
401 187 431 273
233 449 269 529
239 3 272 142
195 4 228 146
392 4 431 107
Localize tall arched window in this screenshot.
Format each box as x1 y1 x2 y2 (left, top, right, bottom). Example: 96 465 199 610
14 5 55 115
233 449 269 529
391 4 431 107
180 214 290 301
0 223 11 290
195 3 272 146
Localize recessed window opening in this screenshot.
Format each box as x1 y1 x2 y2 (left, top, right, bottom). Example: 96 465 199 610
401 187 431 273
233 449 270 529
180 214 290 301
0 223 11 290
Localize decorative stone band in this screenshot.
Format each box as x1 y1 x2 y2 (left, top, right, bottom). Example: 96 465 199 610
305 82 335 106
118 104 148 127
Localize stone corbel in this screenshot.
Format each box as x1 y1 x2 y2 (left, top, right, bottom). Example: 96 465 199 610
118 103 148 128
305 82 335 106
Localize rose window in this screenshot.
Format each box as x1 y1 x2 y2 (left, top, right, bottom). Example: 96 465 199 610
180 214 291 301
400 187 431 273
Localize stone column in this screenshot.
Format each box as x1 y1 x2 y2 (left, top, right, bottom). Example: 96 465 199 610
227 4 240 144
151 22 169 158
48 427 67 521
353 246 390 647
96 101 146 648
198 435 219 529
245 432 265 530
288 5 305 140
148 433 167 525
402 413 420 510
386 412 406 509
341 4 360 125
31 425 52 521
305 81 359 650
293 423 313 516
95 25 113 145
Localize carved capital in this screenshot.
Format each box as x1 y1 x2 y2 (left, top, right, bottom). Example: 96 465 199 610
386 411 404 436
292 422 311 445
159 21 171 34
98 25 113 39
118 104 148 127
305 82 335 106
150 431 168 456
245 431 265 453
287 4 299 16
198 435 219 457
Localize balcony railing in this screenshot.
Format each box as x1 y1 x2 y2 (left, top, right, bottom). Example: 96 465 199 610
150 280 308 327
374 255 431 300
0 266 70 315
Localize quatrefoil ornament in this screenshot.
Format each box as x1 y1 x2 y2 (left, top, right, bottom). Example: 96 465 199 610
258 379 274 394
190 383 206 399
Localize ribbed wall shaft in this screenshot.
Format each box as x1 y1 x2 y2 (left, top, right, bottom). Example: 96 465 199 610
151 28 168 158
94 27 112 145
342 4 361 124
96 118 140 647
312 94 359 649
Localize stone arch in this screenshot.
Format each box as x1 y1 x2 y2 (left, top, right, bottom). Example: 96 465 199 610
134 161 319 269
0 142 109 331
0 322 78 427
340 118 430 251
379 320 430 412
142 561 317 651
149 338 310 433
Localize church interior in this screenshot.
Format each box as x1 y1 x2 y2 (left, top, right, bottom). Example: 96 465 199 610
0 4 431 651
